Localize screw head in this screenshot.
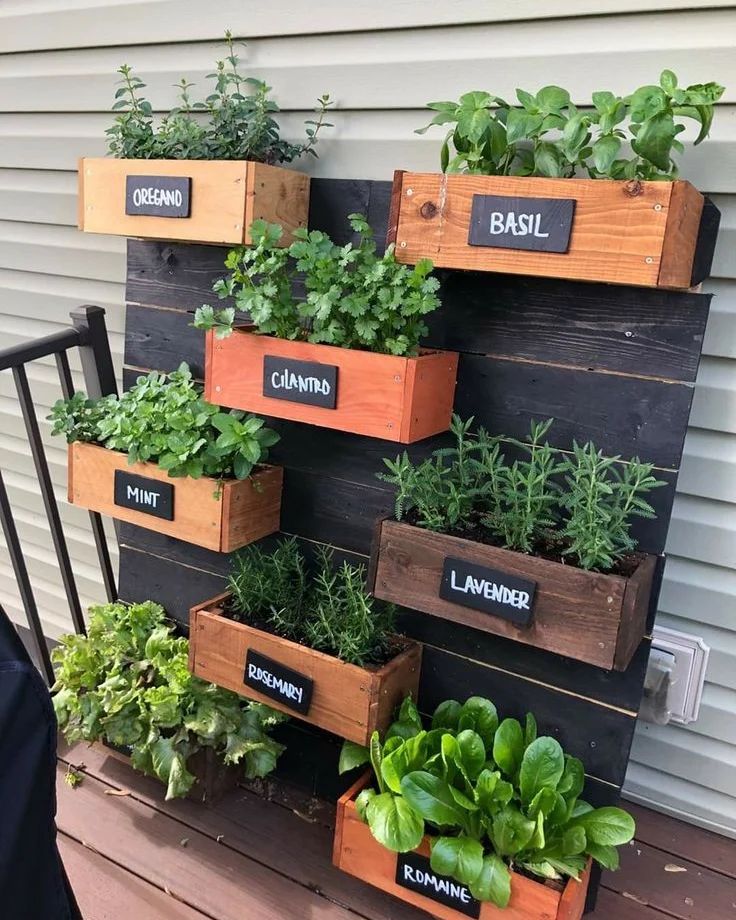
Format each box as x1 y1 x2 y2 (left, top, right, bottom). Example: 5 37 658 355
625 331 633 338
406 188 414 197
387 422 394 429
400 241 407 248
645 256 654 264
654 203 663 212
215 385 222 392
394 375 402 382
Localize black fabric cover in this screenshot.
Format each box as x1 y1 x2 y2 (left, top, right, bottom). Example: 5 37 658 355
0 607 80 919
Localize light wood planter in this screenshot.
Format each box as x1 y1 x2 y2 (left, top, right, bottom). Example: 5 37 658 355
389 171 715 289
78 157 309 245
189 592 422 745
204 328 459 442
371 519 657 671
334 774 591 920
68 441 282 552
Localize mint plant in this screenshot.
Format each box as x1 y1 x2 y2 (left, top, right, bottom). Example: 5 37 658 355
106 31 332 163
418 71 723 179
379 416 664 572
48 362 278 481
228 538 396 666
339 696 635 908
52 601 287 800
193 215 442 357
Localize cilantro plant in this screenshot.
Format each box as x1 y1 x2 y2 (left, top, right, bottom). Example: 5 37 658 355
107 31 332 163
52 601 287 800
48 362 278 481
193 215 442 356
379 415 664 572
339 696 635 908
418 70 724 179
228 538 397 666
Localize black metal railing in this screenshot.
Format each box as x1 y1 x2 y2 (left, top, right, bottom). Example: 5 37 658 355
0 306 118 683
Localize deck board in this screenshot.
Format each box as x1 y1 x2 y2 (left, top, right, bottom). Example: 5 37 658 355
57 745 736 920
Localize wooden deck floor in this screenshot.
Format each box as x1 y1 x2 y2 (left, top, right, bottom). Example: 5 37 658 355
57 743 736 920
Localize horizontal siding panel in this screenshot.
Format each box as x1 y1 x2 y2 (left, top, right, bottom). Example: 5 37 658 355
671 683 736 746
0 168 77 225
689 356 736 434
654 613 736 692
630 721 736 798
2 111 736 191
0 219 125 283
666 494 736 570
2 14 735 112
624 762 736 839
677 428 736 503
1 2 733 53
703 279 736 360
659 556 736 631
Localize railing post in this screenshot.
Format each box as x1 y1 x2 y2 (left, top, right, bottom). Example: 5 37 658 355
71 305 118 398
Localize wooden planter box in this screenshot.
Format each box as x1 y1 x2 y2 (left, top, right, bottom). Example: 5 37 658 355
68 441 282 552
98 740 237 806
78 157 309 245
334 774 591 920
389 171 718 290
371 519 657 671
189 591 422 745
204 328 459 442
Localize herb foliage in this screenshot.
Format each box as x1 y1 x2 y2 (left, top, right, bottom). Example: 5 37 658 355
48 362 278 481
339 696 635 907
418 70 724 179
228 538 396 666
107 31 332 163
379 415 664 572
53 601 287 800
193 215 441 356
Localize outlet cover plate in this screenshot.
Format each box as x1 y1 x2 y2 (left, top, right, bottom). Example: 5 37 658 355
651 625 710 724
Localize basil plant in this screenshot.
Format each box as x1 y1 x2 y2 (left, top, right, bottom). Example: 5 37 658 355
339 697 635 909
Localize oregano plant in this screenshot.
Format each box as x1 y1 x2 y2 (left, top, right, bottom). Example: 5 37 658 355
418 70 724 179
193 215 442 356
107 31 332 163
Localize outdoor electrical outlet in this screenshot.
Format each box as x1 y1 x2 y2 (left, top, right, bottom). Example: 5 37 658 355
650 625 710 724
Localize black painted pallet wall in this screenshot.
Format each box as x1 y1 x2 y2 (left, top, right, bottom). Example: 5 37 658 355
119 178 711 907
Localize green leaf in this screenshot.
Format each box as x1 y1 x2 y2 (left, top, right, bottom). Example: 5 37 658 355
400 771 466 827
455 729 486 780
430 836 484 888
365 792 424 852
660 70 678 94
339 740 369 774
586 840 620 871
519 736 565 806
458 696 498 749
631 111 677 171
432 699 462 731
563 826 587 856
492 805 536 856
592 135 621 174
470 854 511 907
493 718 524 778
573 807 636 846
536 85 570 114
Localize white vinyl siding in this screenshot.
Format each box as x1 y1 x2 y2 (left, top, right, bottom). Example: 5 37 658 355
0 2 734 835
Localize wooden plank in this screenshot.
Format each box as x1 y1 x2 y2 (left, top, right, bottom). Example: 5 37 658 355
625 803 736 879
60 740 428 920
58 833 207 920
394 173 704 288
593 888 670 920
373 519 655 671
605 838 736 920
68 441 282 552
55 762 357 920
426 271 710 383
80 158 309 246
454 354 694 470
189 598 422 745
660 180 706 289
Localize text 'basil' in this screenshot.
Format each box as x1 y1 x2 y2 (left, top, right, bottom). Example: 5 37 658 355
243 649 314 715
114 470 174 521
439 557 536 627
396 852 481 918
468 194 575 253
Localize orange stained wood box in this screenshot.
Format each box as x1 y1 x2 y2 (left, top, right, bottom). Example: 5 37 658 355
371 519 657 672
334 773 591 920
78 157 310 245
389 170 708 289
189 592 422 746
204 328 459 443
68 441 282 552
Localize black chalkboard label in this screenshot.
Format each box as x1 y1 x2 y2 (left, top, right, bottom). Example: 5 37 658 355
263 355 338 409
468 194 575 253
439 556 536 627
114 470 174 521
395 852 480 918
243 649 314 715
125 175 191 218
